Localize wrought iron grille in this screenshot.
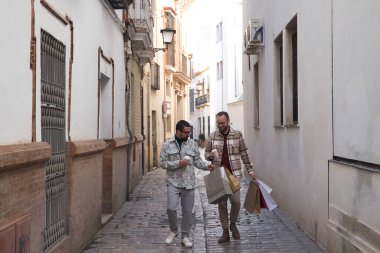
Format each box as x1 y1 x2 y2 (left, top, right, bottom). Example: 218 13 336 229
41 30 67 251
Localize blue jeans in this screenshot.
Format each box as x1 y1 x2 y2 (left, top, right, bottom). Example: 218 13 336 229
167 183 195 238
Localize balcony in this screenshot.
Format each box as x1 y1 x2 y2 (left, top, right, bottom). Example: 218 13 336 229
172 53 189 85
107 0 132 9
128 19 154 63
195 94 210 107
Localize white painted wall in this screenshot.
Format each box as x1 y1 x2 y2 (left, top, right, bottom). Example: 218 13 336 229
242 0 332 247
0 0 126 145
333 0 380 165
0 3 35 144
327 1 380 252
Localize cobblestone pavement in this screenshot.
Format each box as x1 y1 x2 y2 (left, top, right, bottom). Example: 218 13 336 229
83 156 324 253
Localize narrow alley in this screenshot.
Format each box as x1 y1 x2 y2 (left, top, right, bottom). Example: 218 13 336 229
82 149 323 253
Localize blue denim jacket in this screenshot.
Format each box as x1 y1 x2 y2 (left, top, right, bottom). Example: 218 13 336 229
160 135 208 189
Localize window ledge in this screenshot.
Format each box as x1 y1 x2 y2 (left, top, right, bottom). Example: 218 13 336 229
273 125 285 129
330 157 380 173
285 124 300 128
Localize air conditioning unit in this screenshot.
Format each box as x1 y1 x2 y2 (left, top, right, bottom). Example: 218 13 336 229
244 18 264 54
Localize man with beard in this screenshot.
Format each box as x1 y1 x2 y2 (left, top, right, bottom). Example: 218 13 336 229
160 120 215 248
205 111 258 243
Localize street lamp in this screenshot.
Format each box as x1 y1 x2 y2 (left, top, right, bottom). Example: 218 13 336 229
153 28 176 52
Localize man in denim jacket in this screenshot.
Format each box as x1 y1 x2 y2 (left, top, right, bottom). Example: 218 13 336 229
160 120 214 248
205 111 258 243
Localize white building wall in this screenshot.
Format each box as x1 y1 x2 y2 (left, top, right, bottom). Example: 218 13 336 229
242 0 332 248
328 0 380 252
333 0 380 165
0 1 126 145
0 3 38 144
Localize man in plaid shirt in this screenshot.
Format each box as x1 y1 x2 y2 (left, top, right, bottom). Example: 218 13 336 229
205 111 258 243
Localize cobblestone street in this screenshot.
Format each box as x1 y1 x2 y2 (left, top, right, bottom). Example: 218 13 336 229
82 154 324 253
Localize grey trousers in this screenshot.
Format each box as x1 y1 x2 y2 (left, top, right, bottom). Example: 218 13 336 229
218 190 240 229
167 183 195 238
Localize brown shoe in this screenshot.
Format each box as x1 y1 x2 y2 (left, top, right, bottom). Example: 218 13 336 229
230 222 240 240
218 228 230 243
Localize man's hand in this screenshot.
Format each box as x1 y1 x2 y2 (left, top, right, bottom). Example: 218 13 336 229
207 164 216 171
208 149 218 161
179 160 189 167
249 172 258 181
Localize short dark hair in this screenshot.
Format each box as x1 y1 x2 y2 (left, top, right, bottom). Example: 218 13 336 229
176 120 191 131
216 111 230 121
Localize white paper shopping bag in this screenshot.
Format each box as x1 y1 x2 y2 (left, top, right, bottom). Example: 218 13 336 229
258 184 278 211
204 166 233 204
258 179 272 194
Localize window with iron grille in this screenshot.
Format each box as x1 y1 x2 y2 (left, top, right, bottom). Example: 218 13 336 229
41 29 67 250
151 62 160 90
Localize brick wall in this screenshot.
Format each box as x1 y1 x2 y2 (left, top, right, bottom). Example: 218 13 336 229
0 142 51 253
102 138 129 214
111 142 128 212
63 139 106 253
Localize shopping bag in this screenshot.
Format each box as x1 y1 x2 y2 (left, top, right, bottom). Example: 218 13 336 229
224 167 241 193
257 179 272 194
243 181 261 213
258 183 278 211
204 166 233 204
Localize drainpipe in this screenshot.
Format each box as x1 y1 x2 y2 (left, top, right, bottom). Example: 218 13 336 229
66 16 74 141
124 32 133 200
31 0 36 142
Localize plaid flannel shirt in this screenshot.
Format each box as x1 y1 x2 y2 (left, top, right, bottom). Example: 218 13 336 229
205 127 254 179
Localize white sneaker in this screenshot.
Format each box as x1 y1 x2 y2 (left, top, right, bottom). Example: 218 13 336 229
181 237 193 248
165 231 178 244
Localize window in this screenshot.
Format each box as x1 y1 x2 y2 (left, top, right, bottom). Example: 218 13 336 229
166 115 171 133
216 22 223 42
274 32 284 126
189 89 195 112
203 117 205 134
217 62 219 80
41 30 67 250
219 61 223 79
198 117 201 136
285 15 298 126
292 32 298 124
274 14 298 128
254 62 259 127
208 116 210 136
217 61 223 80
165 12 175 66
166 79 171 96
151 63 160 90
141 0 145 9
